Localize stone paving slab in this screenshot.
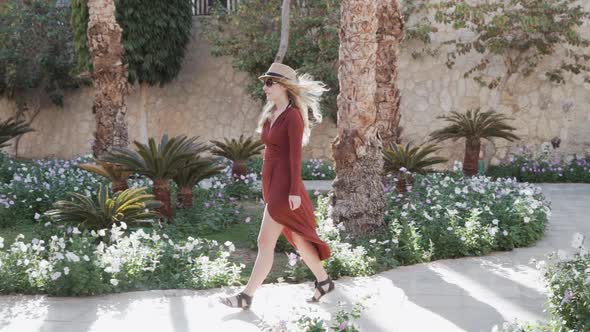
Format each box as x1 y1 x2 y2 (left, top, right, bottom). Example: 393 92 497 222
0 183 589 332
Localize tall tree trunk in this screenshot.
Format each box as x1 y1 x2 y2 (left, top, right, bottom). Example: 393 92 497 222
274 0 291 63
87 0 129 158
463 139 481 177
331 0 404 238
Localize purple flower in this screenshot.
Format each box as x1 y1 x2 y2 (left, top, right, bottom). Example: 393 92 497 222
339 321 348 331
204 202 211 208
560 289 574 306
287 252 298 266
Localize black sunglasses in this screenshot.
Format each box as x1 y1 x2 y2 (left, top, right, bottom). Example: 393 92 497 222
264 79 277 87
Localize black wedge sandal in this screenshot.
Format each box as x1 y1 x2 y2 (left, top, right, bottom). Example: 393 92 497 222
219 291 253 309
307 277 335 303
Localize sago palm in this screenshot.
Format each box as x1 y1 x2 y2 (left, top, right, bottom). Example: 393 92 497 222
429 109 519 176
78 159 133 193
210 134 264 179
44 184 162 231
173 156 224 209
100 135 207 219
0 117 34 149
383 142 447 193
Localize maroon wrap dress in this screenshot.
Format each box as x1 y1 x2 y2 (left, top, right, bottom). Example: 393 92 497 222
261 106 331 261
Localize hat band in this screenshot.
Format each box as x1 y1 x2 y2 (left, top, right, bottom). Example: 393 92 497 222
265 72 290 80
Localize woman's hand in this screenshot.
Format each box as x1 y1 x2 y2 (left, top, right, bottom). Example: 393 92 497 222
288 195 301 210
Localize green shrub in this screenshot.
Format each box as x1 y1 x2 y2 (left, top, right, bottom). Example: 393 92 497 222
0 224 243 295
71 0 193 85
379 173 550 266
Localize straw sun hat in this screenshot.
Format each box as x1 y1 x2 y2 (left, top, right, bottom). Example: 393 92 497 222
258 62 298 83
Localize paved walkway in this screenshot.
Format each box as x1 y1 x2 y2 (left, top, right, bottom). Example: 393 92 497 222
1 184 588 332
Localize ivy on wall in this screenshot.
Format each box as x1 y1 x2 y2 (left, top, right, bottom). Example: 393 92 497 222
71 0 194 86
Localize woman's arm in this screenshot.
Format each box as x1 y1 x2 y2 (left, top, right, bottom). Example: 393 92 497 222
287 109 304 196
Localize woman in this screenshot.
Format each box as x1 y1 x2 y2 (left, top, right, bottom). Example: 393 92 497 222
220 63 335 309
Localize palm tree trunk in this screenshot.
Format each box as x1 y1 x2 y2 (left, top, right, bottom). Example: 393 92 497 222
112 179 128 193
177 186 194 209
463 139 481 177
232 160 247 179
154 179 173 219
87 0 129 158
331 0 404 238
396 176 407 193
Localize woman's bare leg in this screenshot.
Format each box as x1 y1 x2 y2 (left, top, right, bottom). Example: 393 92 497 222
241 205 284 296
291 233 331 299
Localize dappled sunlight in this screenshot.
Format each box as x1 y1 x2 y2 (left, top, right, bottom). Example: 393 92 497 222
427 262 545 323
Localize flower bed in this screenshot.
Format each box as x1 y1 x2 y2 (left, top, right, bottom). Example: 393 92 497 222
368 173 550 268
0 223 243 296
488 145 590 183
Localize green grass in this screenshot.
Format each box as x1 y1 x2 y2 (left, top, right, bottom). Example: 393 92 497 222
0 222 37 247
201 222 257 247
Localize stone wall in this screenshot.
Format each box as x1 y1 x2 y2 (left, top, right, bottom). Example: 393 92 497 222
1 11 590 167
0 18 336 161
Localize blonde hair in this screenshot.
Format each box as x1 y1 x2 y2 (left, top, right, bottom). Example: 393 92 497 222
256 73 328 146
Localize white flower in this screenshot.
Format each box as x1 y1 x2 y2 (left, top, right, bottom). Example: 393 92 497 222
492 219 499 225
110 279 119 286
51 272 62 280
488 227 498 236
447 227 453 231
72 227 81 235
224 241 235 252
571 233 585 249
34 213 41 220
65 252 80 262
523 216 530 224
83 255 90 262
460 236 466 241
64 267 70 275
98 229 106 237
503 230 508 236
369 239 377 244
245 217 251 224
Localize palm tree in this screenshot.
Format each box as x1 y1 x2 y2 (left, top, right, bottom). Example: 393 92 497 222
44 184 161 231
78 159 133 193
100 135 207 219
173 156 224 209
87 0 129 158
0 117 34 149
210 134 264 179
429 109 520 177
383 142 447 193
331 0 404 238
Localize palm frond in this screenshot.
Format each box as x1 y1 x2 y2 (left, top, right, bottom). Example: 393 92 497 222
100 135 207 180
44 184 162 230
210 134 264 162
429 108 520 143
0 117 34 148
383 142 447 175
173 156 224 188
